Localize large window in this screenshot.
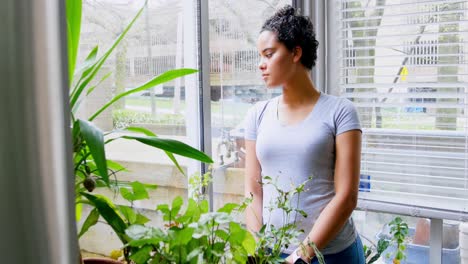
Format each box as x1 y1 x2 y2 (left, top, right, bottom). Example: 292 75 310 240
329 0 468 215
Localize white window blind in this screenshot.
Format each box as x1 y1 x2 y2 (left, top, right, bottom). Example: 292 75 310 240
330 0 468 218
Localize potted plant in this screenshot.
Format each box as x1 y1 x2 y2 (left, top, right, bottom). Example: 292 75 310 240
65 0 213 262
113 175 326 264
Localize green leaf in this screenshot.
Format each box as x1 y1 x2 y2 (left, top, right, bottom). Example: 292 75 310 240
78 208 100 238
81 192 128 244
242 231 256 255
124 126 157 136
129 245 152 264
89 68 197 121
295 209 308 218
377 238 390 253
120 188 134 202
186 247 203 261
66 0 82 84
135 213 150 225
368 254 382 264
121 135 213 163
180 199 201 223
70 46 100 105
215 229 229 241
85 71 112 95
199 200 209 214
78 119 108 184
131 181 150 200
164 151 185 176
396 250 404 260
70 2 146 110
156 204 171 217
217 203 239 214
118 205 137 224
123 127 185 175
126 224 151 240
75 45 98 76
171 227 194 246
171 196 184 216
75 196 83 221
106 160 127 173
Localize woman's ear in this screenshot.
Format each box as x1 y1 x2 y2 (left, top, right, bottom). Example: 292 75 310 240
292 46 302 63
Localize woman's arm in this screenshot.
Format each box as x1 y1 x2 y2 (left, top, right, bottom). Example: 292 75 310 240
244 139 263 234
287 130 362 263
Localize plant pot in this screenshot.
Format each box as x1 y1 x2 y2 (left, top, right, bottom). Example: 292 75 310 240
83 257 123 264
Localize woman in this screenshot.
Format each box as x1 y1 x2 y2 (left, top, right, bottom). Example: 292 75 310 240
244 5 365 264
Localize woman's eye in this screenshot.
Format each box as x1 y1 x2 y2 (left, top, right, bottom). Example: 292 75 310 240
265 53 273 58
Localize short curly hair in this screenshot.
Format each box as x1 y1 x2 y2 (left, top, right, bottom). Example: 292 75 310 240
261 5 319 70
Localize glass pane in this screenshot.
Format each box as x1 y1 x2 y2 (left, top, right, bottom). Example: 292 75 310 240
208 0 290 213
76 0 199 255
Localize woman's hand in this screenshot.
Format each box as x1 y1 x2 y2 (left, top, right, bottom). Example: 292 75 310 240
284 249 311 264
284 254 294 264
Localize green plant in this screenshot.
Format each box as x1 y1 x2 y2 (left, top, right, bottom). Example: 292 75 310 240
122 196 255 264
111 169 254 264
363 237 389 264
66 0 213 260
387 217 409 264
248 176 325 264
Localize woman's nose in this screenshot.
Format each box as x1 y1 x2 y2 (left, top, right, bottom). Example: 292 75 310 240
258 60 266 70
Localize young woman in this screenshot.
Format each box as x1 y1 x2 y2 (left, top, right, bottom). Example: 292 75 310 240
244 5 365 264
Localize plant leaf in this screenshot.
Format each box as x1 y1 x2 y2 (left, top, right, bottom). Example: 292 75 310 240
171 196 184 216
120 188 134 202
78 119 108 184
81 192 128 244
242 231 256 255
171 228 194 246
75 197 83 221
86 71 112 96
70 1 146 110
106 159 127 173
70 45 100 103
78 208 100 238
118 205 137 224
89 68 197 121
66 0 82 84
123 126 185 175
124 126 157 136
121 135 213 163
186 247 203 261
217 203 239 214
135 213 150 225
129 245 152 264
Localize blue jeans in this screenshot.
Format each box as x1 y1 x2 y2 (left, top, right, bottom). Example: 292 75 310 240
281 235 365 264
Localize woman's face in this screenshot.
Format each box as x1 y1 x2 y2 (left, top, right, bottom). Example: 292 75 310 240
256 30 297 87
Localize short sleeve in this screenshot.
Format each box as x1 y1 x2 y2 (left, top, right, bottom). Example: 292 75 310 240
335 99 362 136
244 105 258 140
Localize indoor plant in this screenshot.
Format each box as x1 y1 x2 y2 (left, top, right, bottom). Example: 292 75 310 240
66 0 213 262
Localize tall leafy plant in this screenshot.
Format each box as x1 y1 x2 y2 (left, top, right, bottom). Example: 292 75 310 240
66 0 213 249
387 217 408 264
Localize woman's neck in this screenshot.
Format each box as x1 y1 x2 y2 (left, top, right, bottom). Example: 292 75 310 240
281 69 320 108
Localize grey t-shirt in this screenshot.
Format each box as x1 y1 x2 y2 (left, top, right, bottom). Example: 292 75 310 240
244 93 362 254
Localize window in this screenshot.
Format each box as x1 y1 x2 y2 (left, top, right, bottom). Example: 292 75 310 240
329 0 468 216
208 0 290 211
